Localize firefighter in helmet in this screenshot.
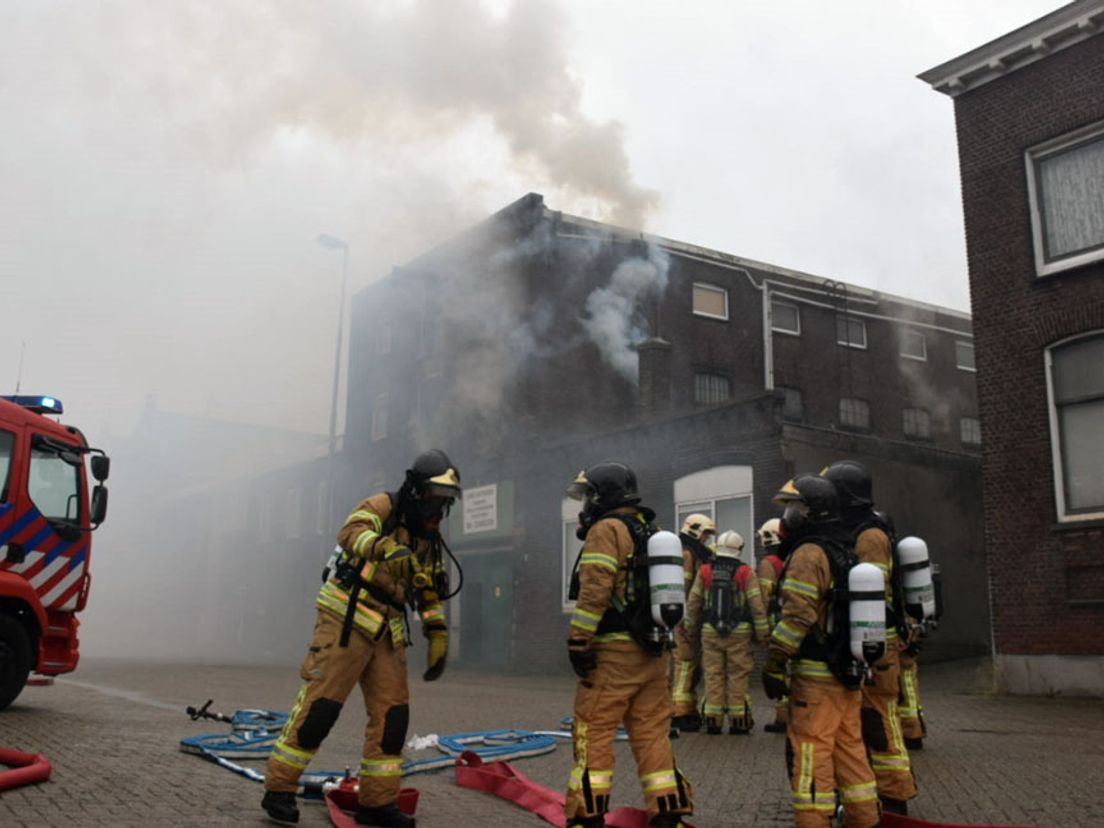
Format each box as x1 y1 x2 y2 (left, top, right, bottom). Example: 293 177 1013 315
762 474 879 828
671 512 716 732
564 462 693 828
683 530 768 734
756 517 789 733
823 460 918 815
262 450 462 827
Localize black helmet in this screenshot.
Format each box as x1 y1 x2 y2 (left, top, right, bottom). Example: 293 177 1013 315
406 449 462 502
772 473 840 532
821 460 873 511
567 461 641 521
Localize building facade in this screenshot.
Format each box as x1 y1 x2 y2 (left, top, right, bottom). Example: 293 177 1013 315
921 0 1104 694
339 193 986 673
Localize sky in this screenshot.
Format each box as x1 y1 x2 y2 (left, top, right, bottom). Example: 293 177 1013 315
0 0 1065 441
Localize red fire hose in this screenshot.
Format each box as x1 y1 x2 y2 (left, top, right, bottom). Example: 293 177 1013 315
0 746 52 791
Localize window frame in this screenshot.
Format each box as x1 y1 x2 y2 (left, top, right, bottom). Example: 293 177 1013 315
1045 331 1104 522
561 498 584 612
839 397 871 431
960 416 982 447
955 341 976 372
674 466 756 568
693 371 732 406
0 429 14 503
1025 119 1104 277
902 406 933 440
836 315 867 350
900 329 927 362
692 282 729 321
771 300 801 336
27 436 83 523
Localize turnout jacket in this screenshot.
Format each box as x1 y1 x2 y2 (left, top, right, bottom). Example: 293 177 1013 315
767 540 837 683
567 507 646 649
684 563 769 640
316 492 446 645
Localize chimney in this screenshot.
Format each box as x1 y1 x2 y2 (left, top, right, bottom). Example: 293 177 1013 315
637 337 673 418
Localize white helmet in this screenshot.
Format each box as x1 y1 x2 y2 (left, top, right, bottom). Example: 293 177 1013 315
715 530 745 559
680 513 716 542
757 518 782 549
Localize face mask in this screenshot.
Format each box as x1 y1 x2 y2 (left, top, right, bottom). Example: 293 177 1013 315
781 501 810 534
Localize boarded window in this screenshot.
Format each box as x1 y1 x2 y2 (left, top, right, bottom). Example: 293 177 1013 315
692 282 728 320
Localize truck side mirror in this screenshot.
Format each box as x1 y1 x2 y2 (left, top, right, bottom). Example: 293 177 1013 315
91 455 111 482
91 485 109 526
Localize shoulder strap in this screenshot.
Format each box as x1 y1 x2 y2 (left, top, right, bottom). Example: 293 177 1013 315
735 563 752 591
700 563 714 590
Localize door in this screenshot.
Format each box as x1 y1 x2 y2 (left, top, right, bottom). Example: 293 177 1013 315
458 551 513 671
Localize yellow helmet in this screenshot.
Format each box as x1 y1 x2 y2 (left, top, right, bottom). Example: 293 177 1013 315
680 513 716 542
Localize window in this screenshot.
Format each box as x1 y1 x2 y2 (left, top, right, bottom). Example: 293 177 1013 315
960 417 982 446
836 315 867 349
778 386 803 421
371 392 389 441
674 466 755 567
903 407 932 439
0 430 13 502
692 282 729 320
955 341 976 372
694 372 731 405
1026 121 1104 276
1046 332 1104 519
562 498 584 611
771 301 800 335
28 442 81 522
839 397 870 430
900 330 927 361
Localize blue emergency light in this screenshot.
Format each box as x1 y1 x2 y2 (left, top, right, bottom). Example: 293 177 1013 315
1 395 65 414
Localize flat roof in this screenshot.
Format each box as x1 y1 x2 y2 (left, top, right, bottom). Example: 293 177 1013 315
919 1 1104 97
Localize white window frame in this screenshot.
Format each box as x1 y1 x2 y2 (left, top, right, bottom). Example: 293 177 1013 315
692 282 729 321
960 417 982 446
1045 331 1104 523
674 466 755 568
1025 119 1104 277
771 300 801 336
836 315 867 350
955 341 976 372
900 329 927 362
561 498 584 612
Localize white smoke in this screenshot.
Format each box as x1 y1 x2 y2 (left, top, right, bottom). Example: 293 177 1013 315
581 244 670 382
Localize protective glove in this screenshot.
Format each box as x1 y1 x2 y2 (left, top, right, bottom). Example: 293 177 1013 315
567 638 597 680
762 650 790 701
423 626 448 682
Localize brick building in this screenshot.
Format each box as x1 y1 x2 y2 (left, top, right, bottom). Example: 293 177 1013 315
339 193 986 673
921 0 1104 694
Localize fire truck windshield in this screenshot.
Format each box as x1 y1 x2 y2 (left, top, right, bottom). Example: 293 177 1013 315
29 444 82 523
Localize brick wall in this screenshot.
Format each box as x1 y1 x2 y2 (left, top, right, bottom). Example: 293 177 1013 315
954 33 1104 656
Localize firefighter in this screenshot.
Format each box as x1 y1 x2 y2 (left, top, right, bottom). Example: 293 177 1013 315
564 462 693 828
823 460 917 816
671 513 716 732
684 530 768 734
756 517 789 733
262 450 462 828
761 474 879 828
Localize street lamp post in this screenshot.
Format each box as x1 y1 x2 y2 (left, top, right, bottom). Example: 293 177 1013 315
317 233 349 541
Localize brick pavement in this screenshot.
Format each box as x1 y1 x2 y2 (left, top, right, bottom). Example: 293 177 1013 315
0 657 1100 827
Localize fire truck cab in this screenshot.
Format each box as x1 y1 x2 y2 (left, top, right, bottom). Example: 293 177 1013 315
0 395 109 710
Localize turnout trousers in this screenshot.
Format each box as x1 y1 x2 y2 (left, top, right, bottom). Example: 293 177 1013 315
264 609 410 808
701 629 754 727
567 641 693 821
670 635 701 719
897 651 926 741
861 653 917 802
787 675 879 828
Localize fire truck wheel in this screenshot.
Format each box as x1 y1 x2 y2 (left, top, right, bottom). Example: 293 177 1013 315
0 615 32 712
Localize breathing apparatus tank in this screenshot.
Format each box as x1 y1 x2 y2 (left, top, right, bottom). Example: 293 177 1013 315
647 530 685 630
897 536 937 623
848 562 887 669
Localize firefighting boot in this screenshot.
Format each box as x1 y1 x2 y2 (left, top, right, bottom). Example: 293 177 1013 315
261 790 300 825
904 737 924 750
671 713 701 733
567 817 606 828
705 717 723 735
880 796 908 815
355 802 415 827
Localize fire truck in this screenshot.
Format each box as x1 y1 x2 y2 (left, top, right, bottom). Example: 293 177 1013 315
0 395 109 710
